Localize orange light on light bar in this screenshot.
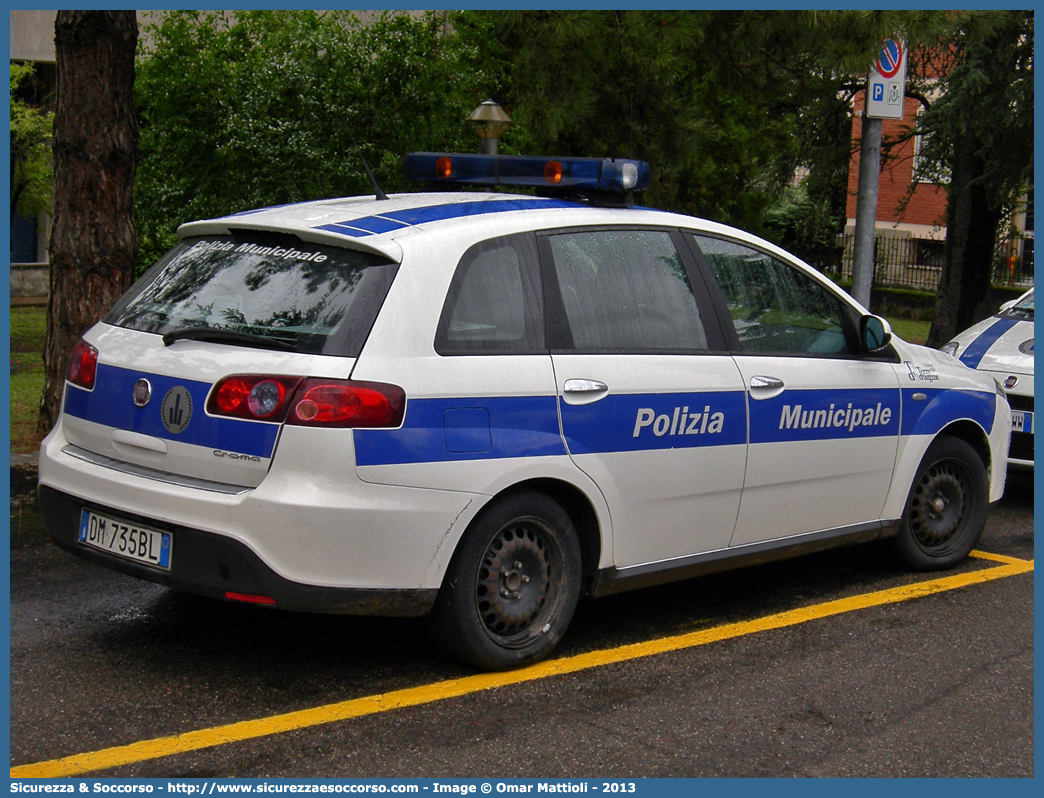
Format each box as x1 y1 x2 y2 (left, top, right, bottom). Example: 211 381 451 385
435 157 453 179
543 160 563 185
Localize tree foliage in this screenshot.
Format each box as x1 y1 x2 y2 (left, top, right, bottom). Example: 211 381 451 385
452 10 953 261
129 9 1032 332
915 11 1034 344
10 62 54 221
134 11 483 270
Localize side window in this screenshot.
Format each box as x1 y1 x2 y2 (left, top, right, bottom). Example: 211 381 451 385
436 234 544 353
547 229 708 352
694 235 854 355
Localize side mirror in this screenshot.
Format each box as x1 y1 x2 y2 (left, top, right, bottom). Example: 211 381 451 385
860 314 892 352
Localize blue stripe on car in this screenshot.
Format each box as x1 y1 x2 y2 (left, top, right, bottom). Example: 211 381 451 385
65 371 997 469
900 388 996 436
353 396 565 466
317 199 579 239
62 365 279 458
959 317 1018 368
748 388 900 444
561 390 747 454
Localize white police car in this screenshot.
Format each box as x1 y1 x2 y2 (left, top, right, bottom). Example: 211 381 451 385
941 288 1032 470
39 153 1010 670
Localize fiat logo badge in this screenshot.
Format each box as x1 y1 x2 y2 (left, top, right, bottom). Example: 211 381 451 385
1004 375 1019 389
132 378 152 408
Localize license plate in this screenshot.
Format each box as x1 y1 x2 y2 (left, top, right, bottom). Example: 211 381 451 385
1011 410 1033 435
78 509 172 570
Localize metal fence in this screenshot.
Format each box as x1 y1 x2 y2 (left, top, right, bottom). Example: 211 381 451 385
829 233 1033 292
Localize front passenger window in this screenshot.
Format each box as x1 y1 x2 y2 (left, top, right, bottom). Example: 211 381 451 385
694 236 853 355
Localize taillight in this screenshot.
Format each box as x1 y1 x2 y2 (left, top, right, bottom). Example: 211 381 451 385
67 339 99 390
207 376 303 421
287 379 405 428
207 375 405 428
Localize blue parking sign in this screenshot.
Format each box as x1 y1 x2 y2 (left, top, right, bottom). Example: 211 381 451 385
872 84 884 102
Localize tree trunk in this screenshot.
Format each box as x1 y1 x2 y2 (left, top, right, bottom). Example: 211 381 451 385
925 140 1001 348
38 11 138 436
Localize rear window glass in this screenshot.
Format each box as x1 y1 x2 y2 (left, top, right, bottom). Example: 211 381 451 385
436 233 544 354
547 229 708 352
105 234 397 357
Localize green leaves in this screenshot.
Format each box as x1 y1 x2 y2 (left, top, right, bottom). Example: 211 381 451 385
134 11 482 271
10 62 54 221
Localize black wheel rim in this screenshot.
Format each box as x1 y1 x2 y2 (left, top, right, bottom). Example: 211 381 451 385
908 459 968 554
474 519 554 648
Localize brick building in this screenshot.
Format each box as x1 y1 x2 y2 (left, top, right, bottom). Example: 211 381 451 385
844 84 1033 290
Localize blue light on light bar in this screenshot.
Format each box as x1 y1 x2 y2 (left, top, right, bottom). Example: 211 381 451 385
404 153 650 193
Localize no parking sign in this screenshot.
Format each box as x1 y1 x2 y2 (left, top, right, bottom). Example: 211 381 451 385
866 37 907 119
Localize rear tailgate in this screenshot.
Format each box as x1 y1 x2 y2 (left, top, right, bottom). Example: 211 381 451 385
61 324 355 489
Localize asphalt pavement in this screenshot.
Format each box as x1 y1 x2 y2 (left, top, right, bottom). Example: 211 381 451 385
9 472 1034 778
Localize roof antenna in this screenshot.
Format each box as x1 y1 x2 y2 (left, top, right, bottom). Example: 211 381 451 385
360 154 389 202
348 131 389 201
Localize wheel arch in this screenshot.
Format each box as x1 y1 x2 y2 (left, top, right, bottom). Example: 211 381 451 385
883 418 996 522
894 430 991 570
936 419 993 475
483 478 604 599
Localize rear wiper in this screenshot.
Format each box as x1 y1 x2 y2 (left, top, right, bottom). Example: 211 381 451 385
162 327 297 352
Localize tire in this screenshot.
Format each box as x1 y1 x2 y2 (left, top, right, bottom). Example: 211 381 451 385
431 491 582 670
895 436 989 571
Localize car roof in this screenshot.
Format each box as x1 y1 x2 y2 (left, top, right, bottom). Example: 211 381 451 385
177 191 740 262
175 190 819 288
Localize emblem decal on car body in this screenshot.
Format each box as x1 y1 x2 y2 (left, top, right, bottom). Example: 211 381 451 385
160 386 192 434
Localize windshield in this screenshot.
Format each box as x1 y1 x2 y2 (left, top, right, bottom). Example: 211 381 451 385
105 234 397 356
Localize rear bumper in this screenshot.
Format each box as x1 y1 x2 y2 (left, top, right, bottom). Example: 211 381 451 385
39 484 438 617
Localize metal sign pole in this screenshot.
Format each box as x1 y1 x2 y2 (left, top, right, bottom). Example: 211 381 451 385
853 37 906 310
851 114 881 309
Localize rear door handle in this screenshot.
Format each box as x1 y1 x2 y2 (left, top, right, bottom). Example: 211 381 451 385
562 379 609 406
749 375 785 400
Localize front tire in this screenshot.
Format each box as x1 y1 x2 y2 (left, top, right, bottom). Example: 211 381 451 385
432 491 581 670
896 436 988 570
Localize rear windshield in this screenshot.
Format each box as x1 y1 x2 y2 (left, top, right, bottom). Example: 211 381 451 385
105 234 397 357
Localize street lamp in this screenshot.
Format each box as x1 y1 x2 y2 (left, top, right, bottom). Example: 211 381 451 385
469 100 511 155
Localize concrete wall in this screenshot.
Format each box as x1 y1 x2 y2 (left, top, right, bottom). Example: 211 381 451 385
10 10 58 62
11 264 49 297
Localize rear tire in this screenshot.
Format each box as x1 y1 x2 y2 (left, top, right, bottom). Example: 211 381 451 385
431 491 581 670
896 436 988 570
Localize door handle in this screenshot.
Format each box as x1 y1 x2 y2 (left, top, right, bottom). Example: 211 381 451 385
750 375 784 390
562 379 609 406
749 375 785 400
564 379 608 393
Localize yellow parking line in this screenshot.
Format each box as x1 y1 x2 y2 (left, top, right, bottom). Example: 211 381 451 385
12 554 1033 779
968 548 1032 566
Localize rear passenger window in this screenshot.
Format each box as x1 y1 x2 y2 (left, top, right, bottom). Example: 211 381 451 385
547 230 708 352
436 234 544 353
694 235 854 355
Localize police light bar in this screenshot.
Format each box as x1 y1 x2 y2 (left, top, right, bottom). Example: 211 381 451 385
404 153 650 193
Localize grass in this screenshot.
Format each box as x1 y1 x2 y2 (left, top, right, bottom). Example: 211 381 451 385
887 317 930 345
10 306 47 454
7 306 933 456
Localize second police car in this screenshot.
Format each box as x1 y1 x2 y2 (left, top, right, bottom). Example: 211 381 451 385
38 153 1010 670
941 288 1033 469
